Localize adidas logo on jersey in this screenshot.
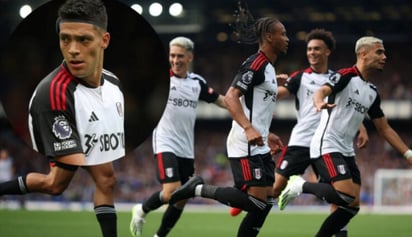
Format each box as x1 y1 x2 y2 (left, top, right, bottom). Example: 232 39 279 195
89 112 99 122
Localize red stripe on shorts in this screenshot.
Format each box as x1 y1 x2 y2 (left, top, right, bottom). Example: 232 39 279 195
322 153 337 178
240 158 252 181
157 153 165 180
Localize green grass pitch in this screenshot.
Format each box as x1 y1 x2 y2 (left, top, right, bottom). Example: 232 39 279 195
0 209 411 237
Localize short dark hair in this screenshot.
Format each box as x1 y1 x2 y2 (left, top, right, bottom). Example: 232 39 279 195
306 28 336 51
57 0 108 31
255 17 280 44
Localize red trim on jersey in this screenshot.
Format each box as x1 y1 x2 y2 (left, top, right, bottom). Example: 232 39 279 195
49 70 62 110
240 158 252 181
338 66 357 76
289 70 301 78
303 67 313 74
60 76 71 110
250 52 267 71
157 153 165 180
50 67 73 111
322 153 337 178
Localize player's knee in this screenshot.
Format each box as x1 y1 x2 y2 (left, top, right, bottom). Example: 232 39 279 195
335 190 355 206
162 192 173 203
339 205 360 216
100 175 116 192
45 180 69 195
245 195 267 212
272 185 285 198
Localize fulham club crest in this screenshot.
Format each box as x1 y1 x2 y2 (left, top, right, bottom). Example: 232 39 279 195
337 165 346 175
254 168 262 180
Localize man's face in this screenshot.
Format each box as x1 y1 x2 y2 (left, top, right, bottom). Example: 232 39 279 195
59 22 109 81
307 39 330 69
269 22 289 55
169 45 193 78
364 43 386 71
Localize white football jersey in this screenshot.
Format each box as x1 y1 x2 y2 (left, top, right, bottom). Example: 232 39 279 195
310 66 384 158
226 51 278 158
152 71 219 158
29 63 125 165
284 67 333 147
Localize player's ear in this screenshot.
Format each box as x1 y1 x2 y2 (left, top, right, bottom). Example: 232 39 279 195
325 48 331 57
188 52 194 63
102 32 110 49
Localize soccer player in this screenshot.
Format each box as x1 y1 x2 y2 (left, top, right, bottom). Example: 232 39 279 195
230 28 369 237
275 29 368 237
0 0 124 236
280 36 412 237
169 15 288 237
129 36 226 237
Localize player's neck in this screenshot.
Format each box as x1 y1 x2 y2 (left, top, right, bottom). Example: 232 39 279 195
310 64 328 74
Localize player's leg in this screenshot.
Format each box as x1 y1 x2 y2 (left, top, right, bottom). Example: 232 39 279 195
154 157 194 237
237 196 275 237
304 154 360 236
236 156 275 237
229 185 247 217
86 162 117 237
0 161 76 195
170 156 269 212
327 158 361 237
331 204 348 237
273 172 288 198
275 146 311 210
130 152 182 236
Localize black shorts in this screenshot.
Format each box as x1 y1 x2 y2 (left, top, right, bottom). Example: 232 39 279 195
229 153 275 190
154 152 194 184
312 152 361 185
276 146 311 178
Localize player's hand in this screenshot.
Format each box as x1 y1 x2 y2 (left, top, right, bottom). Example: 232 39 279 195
245 125 264 146
268 132 284 155
314 101 336 112
276 74 289 85
356 126 369 149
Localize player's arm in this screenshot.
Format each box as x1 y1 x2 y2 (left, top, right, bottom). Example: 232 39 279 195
372 116 412 162
213 94 226 109
356 123 369 149
225 86 263 146
277 86 290 100
268 132 284 154
55 153 86 166
313 85 335 112
276 74 290 99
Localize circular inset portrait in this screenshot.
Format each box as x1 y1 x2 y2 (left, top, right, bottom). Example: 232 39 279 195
0 0 169 163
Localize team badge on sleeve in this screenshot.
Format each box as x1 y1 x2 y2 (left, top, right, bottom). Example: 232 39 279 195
241 71 254 85
52 115 72 139
329 73 341 85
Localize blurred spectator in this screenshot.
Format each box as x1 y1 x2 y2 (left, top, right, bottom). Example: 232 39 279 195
0 147 13 208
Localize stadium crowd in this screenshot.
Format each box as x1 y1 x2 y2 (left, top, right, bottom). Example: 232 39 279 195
0 116 410 207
